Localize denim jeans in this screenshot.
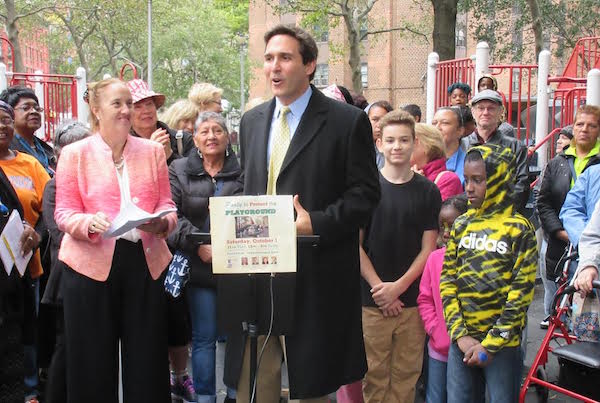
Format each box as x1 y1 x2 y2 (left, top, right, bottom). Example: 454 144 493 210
187 287 217 403
447 343 521 403
539 239 560 316
425 356 447 403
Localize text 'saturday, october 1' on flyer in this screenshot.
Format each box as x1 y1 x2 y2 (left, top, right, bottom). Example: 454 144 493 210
209 195 297 274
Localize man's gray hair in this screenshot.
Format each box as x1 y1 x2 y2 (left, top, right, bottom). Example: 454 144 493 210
53 120 91 158
195 111 228 134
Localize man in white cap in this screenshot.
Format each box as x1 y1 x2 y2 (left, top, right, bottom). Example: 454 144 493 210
463 89 530 213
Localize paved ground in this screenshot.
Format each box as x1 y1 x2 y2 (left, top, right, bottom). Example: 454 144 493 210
206 282 585 403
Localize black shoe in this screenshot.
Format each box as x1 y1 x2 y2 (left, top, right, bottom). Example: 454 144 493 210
224 398 236 403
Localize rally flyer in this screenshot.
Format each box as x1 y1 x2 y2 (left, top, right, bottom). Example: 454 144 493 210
209 195 297 274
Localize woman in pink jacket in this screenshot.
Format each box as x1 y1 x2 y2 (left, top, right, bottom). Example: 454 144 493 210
54 78 177 403
417 195 467 403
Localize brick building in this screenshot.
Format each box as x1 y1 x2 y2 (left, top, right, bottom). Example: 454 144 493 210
248 1 570 120
0 29 49 73
248 1 453 113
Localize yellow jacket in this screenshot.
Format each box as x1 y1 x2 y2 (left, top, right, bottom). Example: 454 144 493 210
441 144 537 354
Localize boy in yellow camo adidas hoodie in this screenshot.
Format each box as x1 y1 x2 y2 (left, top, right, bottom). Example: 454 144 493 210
441 144 537 403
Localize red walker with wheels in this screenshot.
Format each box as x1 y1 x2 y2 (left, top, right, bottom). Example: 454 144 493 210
520 251 600 402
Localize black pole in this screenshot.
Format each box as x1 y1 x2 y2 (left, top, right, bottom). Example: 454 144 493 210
249 274 258 403
249 323 258 403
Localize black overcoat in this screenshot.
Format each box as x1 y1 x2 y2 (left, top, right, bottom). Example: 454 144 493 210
220 87 380 399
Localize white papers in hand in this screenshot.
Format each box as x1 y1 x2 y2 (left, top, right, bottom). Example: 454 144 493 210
103 203 176 238
0 210 33 277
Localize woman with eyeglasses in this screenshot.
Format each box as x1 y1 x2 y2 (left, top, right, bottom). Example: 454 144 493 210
0 86 55 176
0 94 50 403
188 82 224 114
0 86 56 403
0 100 43 403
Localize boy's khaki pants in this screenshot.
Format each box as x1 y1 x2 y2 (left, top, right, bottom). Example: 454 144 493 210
362 306 426 403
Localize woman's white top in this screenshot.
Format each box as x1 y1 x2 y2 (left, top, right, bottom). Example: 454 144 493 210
115 162 141 243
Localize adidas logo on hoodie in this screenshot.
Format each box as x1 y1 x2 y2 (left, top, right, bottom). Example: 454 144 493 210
458 233 509 255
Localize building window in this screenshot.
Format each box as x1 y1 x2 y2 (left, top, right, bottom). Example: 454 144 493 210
315 27 328 42
512 68 521 93
314 64 329 87
360 20 368 41
313 15 329 42
361 63 368 88
455 28 466 48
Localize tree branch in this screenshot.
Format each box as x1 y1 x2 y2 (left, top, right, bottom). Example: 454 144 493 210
92 61 112 79
15 5 57 21
357 0 377 21
294 7 344 17
363 26 429 43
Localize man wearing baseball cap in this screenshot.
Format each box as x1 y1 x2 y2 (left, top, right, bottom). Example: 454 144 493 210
127 79 195 164
463 89 530 213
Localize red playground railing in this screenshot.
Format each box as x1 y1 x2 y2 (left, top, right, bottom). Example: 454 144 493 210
10 72 78 142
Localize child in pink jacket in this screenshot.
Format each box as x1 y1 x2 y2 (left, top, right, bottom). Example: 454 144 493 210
418 195 468 403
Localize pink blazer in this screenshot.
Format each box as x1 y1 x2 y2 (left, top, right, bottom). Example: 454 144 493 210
55 134 177 281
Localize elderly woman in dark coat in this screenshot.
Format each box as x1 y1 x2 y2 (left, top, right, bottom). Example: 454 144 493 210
168 111 242 403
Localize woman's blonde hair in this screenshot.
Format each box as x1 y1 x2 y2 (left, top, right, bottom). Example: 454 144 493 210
188 82 223 111
415 123 446 161
87 78 124 131
575 105 600 126
159 99 198 130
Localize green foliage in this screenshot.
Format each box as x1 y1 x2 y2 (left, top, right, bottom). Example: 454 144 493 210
538 0 600 51
151 0 247 106
213 0 249 36
458 0 600 65
268 0 431 92
7 0 249 109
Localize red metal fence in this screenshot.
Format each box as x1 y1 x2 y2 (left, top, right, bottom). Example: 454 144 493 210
489 64 537 146
10 72 78 141
559 37 600 89
434 58 538 145
548 77 587 131
434 57 475 110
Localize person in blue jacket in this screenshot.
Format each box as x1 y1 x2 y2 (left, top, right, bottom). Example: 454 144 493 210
560 163 600 247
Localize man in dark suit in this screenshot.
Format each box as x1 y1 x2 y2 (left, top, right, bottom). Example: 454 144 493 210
223 25 380 402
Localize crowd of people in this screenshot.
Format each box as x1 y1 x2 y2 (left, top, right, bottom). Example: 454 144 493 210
0 23 600 403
